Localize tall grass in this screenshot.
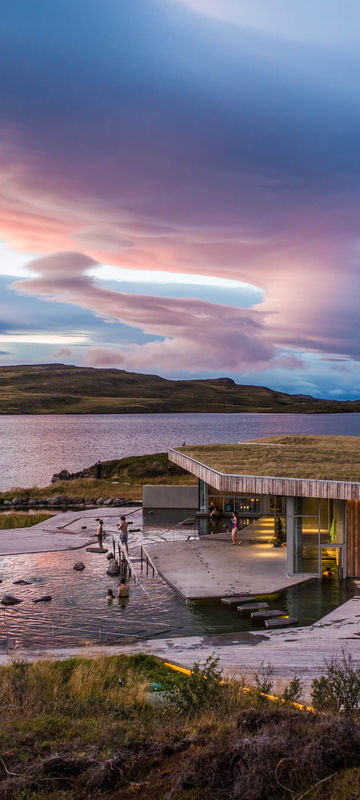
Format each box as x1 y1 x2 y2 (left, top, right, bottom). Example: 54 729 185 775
0 513 53 528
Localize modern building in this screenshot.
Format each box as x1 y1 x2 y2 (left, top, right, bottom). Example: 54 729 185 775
169 436 360 579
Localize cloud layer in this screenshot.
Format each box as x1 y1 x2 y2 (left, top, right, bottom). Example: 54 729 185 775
0 0 360 395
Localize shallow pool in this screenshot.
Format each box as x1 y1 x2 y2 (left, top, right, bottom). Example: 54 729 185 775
0 509 352 650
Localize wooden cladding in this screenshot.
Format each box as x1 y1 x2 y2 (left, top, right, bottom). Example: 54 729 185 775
169 449 360 501
346 501 360 577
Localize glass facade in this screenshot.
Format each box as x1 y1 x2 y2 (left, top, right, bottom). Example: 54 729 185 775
292 498 345 576
208 493 261 515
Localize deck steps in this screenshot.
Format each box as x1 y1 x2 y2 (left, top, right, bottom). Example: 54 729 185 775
221 594 256 606
265 616 298 629
251 609 286 625
237 602 269 616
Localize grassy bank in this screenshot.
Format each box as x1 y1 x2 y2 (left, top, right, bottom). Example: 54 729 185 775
0 513 53 528
0 452 196 504
0 654 359 799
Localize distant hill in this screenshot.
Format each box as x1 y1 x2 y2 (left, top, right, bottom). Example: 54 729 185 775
0 363 359 414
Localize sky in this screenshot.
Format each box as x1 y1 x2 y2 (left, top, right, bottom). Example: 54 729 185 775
1 0 360 398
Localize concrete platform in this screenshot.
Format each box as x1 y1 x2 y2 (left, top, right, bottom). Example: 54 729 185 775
144 516 309 600
0 506 141 556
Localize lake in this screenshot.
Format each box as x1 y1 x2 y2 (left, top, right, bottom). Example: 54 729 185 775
1 412 360 491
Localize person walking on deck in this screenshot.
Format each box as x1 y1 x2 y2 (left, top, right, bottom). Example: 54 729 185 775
117 516 129 555
96 519 104 547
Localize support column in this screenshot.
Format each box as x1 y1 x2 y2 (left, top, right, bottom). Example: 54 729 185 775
286 496 295 576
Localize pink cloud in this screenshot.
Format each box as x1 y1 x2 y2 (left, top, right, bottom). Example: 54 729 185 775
12 252 275 371
53 348 72 357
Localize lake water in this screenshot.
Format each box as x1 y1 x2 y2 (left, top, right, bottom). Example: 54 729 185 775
1 412 360 490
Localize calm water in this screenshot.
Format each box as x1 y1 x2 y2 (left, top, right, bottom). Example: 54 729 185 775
1 412 360 490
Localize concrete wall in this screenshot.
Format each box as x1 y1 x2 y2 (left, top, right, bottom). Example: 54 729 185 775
143 484 198 509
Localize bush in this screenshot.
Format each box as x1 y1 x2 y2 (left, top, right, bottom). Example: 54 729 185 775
172 654 223 715
311 649 360 718
281 675 303 705
253 661 274 700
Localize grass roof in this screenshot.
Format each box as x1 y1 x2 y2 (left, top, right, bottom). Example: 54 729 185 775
177 436 360 483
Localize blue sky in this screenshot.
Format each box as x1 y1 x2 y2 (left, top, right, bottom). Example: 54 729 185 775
1 0 360 397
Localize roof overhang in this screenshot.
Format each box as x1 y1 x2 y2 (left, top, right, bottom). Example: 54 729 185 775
169 448 360 501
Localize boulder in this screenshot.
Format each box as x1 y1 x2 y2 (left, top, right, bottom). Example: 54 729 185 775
73 561 85 571
107 561 120 576
96 497 105 505
33 595 53 603
51 469 72 483
11 497 22 505
1 595 23 606
103 498 114 505
13 580 31 586
2 500 11 506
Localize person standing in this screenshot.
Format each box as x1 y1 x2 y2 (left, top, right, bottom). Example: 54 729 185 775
117 515 129 555
231 512 239 545
95 460 102 479
117 578 129 598
96 519 104 548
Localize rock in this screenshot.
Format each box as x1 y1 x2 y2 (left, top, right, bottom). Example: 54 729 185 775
107 562 120 576
1 595 23 606
33 595 53 603
73 561 85 571
103 498 114 505
96 497 105 505
11 497 22 505
2 500 11 506
13 580 31 586
106 552 115 560
51 469 72 483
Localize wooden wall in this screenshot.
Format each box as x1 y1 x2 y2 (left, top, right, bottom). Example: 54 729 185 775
346 501 360 577
169 449 360 501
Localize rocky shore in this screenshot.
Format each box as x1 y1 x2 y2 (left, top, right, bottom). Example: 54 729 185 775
0 495 139 510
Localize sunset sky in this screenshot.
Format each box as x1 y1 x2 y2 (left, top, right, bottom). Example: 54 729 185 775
1 0 360 398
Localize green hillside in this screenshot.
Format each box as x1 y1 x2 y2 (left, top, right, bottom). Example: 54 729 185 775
0 363 359 414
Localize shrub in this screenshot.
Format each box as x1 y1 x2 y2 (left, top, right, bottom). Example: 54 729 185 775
311 649 360 717
253 661 274 700
281 674 303 705
172 654 223 715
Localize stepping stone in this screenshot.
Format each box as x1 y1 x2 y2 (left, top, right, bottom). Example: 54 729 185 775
1 595 23 606
33 595 52 603
13 580 31 586
221 595 255 606
237 602 269 617
251 610 287 625
86 547 108 553
265 617 298 629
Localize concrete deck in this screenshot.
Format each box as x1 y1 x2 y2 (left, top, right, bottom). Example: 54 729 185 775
144 516 308 600
1 591 358 698
0 506 140 556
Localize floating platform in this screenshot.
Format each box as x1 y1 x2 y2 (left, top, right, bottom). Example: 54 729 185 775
237 602 269 616
265 616 298 629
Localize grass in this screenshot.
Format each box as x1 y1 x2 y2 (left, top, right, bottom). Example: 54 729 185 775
0 513 53 528
0 452 196 503
177 435 360 482
0 654 359 800
1 363 360 414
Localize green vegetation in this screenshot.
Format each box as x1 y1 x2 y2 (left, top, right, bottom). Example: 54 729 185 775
0 452 195 504
0 654 359 799
179 435 360 482
1 363 360 414
311 650 360 718
0 513 53 528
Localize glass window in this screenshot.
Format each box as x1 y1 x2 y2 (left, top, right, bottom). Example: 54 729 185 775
294 497 319 516
294 516 319 573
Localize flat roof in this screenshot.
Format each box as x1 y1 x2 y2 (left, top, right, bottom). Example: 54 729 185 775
169 436 360 500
